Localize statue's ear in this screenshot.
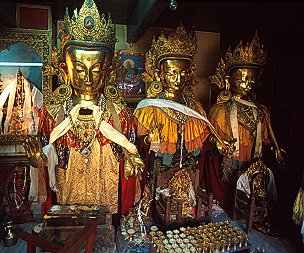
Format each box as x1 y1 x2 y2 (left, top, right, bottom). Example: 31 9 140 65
58 63 69 85
59 63 68 75
224 75 231 90
153 69 161 82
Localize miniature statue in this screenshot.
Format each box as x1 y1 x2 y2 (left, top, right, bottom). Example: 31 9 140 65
4 163 32 222
0 68 40 135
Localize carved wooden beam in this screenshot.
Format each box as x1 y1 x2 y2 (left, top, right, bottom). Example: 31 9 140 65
127 0 169 43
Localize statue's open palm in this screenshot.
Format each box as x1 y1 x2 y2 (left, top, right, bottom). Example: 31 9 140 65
22 136 48 168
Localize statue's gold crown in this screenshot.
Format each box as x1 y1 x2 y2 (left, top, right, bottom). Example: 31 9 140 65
146 24 197 76
210 32 267 89
59 0 116 51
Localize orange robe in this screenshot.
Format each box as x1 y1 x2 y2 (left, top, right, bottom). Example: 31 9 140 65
201 100 273 210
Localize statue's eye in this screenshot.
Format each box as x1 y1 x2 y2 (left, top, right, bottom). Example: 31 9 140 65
75 66 84 73
92 66 101 73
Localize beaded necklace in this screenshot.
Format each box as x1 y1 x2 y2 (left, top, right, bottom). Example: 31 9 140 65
235 100 262 137
13 167 28 210
68 96 106 163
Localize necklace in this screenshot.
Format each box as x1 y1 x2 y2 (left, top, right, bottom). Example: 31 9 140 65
13 166 28 210
68 96 106 163
235 101 262 137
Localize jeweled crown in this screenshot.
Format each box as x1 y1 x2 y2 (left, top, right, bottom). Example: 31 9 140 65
210 32 267 89
59 0 116 50
145 24 197 76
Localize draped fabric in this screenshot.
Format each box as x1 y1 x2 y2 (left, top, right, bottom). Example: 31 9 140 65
199 143 235 210
208 102 272 162
0 76 41 134
202 100 274 210
36 101 137 216
134 102 210 156
134 98 212 207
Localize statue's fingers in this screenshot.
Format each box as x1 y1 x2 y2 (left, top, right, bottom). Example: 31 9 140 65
36 136 43 151
25 138 34 157
26 137 35 154
22 138 30 156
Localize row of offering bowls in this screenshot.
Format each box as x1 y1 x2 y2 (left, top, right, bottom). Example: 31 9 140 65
149 220 249 253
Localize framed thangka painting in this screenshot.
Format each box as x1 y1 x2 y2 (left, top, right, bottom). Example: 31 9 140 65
116 52 146 103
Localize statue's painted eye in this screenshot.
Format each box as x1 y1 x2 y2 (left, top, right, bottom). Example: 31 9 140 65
92 67 101 73
75 67 84 73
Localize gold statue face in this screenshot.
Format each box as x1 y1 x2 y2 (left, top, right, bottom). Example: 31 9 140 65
160 59 190 91
229 68 260 99
65 46 112 101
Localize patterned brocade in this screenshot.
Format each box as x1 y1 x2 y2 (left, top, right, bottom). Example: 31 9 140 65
57 141 119 213
209 102 272 162
38 102 136 213
134 106 209 154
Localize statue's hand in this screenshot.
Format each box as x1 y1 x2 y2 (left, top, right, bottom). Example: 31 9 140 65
124 153 145 180
211 135 236 157
22 136 48 168
144 123 164 144
274 146 287 164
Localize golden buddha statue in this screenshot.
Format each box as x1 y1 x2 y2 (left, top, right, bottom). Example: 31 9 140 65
22 0 144 215
206 32 285 209
134 25 234 220
134 24 234 168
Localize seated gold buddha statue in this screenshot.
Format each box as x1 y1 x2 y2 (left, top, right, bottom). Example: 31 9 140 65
22 0 144 216
134 24 234 207
206 32 285 209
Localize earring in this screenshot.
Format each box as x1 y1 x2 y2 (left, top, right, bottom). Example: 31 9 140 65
54 80 72 103
147 80 163 98
104 84 121 102
216 75 232 103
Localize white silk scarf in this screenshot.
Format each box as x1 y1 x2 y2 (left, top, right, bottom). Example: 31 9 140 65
230 97 262 159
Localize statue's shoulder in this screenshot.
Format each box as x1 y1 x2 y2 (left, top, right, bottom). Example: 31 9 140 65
209 99 230 116
104 98 131 122
45 102 64 122
256 103 271 120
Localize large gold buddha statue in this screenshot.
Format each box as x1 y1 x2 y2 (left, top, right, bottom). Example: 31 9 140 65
206 32 285 209
134 25 234 195
23 0 144 216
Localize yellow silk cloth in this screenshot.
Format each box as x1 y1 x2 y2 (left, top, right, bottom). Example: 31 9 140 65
209 103 272 162
55 141 119 213
293 186 304 225
134 106 209 154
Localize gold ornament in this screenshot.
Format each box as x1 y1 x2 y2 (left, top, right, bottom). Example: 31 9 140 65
145 24 197 79
168 169 194 217
216 90 232 104
168 169 192 201
104 84 121 102
246 159 269 198
60 0 116 50
209 32 267 89
147 80 163 98
53 84 73 103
